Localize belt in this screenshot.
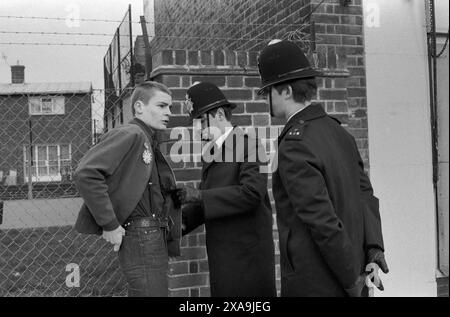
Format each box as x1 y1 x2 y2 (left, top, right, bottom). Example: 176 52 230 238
123 216 169 230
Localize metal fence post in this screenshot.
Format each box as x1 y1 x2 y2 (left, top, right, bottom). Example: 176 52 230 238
0 200 3 225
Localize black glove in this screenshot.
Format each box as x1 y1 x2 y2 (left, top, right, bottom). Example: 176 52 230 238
367 248 389 274
345 274 366 297
166 188 183 209
366 248 388 291
177 184 202 204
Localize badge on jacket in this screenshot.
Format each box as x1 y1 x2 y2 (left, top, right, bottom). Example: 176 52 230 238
142 142 153 165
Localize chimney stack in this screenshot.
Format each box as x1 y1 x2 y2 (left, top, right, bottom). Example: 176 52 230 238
11 61 25 84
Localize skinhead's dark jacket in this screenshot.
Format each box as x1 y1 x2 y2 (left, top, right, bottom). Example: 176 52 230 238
73 120 181 256
183 127 276 297
273 103 384 297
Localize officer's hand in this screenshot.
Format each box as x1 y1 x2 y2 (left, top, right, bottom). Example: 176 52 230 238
367 248 389 274
181 210 188 235
178 184 202 204
366 263 385 292
345 274 366 297
102 226 125 252
168 188 183 209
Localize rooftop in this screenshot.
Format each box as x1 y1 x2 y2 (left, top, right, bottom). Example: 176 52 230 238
0 82 92 95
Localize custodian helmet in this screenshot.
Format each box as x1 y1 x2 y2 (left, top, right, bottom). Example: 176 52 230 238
185 82 236 119
257 40 320 95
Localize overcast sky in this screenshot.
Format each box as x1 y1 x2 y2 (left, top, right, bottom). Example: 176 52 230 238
0 0 145 89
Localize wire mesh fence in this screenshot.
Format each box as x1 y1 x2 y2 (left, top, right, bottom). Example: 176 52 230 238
0 90 128 296
0 0 330 297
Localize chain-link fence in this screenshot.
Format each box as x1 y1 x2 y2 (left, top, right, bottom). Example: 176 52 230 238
0 0 361 297
0 90 128 296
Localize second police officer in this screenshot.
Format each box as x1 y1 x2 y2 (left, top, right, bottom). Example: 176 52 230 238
177 82 276 297
257 40 389 297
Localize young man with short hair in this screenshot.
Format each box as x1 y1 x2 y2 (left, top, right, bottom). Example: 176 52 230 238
74 81 181 297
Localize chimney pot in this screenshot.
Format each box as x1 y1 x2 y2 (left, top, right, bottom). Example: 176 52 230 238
11 64 25 84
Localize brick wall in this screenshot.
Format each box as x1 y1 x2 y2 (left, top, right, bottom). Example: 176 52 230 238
152 0 312 52
311 0 369 165
0 93 92 198
150 0 369 162
129 0 369 296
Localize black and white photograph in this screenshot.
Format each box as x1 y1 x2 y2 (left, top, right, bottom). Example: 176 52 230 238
0 0 448 300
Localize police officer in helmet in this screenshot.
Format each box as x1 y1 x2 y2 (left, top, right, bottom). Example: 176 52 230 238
177 82 276 297
257 39 388 297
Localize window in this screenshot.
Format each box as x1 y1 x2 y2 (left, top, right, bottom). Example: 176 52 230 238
23 144 71 182
29 96 65 115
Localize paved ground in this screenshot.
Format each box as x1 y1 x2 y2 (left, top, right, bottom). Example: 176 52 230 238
0 198 83 229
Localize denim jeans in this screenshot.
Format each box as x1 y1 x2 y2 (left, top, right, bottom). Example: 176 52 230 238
118 227 169 297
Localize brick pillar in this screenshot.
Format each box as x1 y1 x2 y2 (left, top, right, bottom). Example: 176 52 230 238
150 0 369 162
311 0 369 165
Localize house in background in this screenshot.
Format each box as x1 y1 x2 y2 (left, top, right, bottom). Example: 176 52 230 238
0 64 93 200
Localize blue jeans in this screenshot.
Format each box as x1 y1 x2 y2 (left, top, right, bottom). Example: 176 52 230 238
118 227 169 297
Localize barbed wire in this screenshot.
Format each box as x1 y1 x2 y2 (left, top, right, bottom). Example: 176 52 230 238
0 31 119 37
0 37 316 47
0 14 128 23
0 42 109 47
0 31 312 42
0 15 312 27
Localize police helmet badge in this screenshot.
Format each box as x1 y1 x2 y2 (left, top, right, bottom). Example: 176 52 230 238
184 94 194 116
142 142 153 165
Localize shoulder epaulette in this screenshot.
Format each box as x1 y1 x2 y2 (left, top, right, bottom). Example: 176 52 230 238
286 122 308 141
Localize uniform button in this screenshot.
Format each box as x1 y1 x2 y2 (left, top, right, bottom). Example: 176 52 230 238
299 120 305 124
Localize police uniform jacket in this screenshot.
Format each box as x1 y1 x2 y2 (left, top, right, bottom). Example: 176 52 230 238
273 103 384 297
183 127 276 297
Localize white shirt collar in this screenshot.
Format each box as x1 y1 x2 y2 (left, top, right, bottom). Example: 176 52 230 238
215 126 234 149
201 126 234 157
287 102 312 123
